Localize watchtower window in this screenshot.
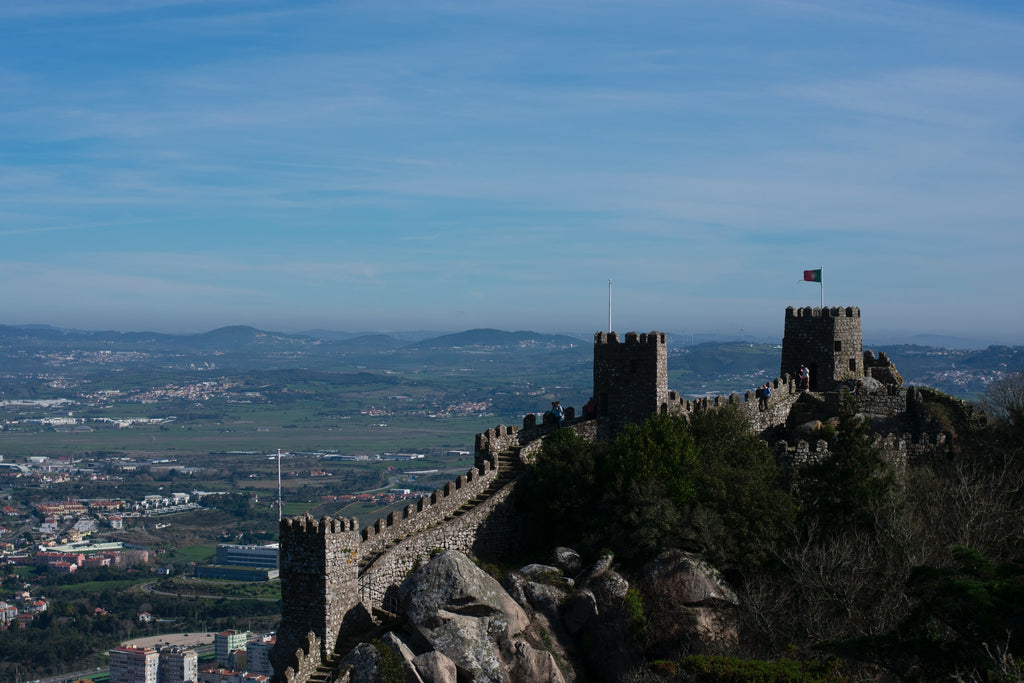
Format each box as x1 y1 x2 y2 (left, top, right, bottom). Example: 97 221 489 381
834 341 842 352
849 358 857 372
630 360 638 374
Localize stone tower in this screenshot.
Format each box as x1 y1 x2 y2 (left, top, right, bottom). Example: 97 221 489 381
271 515 361 676
780 306 863 392
593 331 668 428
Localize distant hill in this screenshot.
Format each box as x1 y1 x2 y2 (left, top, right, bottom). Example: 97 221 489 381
408 328 584 350
868 333 1002 350
182 325 317 351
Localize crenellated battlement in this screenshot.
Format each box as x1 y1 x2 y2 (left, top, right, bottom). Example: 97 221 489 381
358 459 496 556
775 431 949 477
280 514 360 536
662 374 803 434
785 306 860 318
280 633 322 683
593 330 667 346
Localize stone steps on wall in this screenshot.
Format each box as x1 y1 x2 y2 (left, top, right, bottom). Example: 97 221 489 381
307 653 342 683
451 447 523 516
357 447 526 567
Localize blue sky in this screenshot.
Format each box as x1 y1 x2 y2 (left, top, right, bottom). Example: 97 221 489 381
1 1 1022 342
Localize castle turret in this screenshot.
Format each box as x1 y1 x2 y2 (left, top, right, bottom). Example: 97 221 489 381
781 306 863 391
593 331 668 429
271 515 361 677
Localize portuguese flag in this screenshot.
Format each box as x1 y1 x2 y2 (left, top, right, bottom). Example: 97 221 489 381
803 269 822 282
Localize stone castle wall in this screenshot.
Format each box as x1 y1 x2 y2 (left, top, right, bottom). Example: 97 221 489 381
662 374 803 434
277 633 322 683
272 409 595 680
357 416 598 613
824 385 908 416
775 431 949 481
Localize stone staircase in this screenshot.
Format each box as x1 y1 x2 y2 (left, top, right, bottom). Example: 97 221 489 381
356 447 525 571
453 446 523 516
306 652 342 683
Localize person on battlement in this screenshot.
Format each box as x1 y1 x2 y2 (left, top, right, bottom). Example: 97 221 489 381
583 396 596 419
552 401 564 429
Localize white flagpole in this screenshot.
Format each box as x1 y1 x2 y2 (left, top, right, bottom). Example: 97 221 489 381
608 279 612 333
819 267 823 308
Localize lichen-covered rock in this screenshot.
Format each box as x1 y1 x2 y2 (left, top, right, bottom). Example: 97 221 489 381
577 551 614 586
336 643 383 683
552 547 582 576
589 570 629 612
641 549 739 657
378 632 425 683
400 550 529 682
522 580 568 619
502 570 530 609
508 637 566 683
642 549 737 606
518 563 561 580
413 650 458 683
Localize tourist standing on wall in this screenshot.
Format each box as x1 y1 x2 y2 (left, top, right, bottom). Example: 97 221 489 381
553 401 564 429
583 396 596 419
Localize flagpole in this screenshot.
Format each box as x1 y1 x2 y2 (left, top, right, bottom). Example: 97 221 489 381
819 267 823 308
608 278 612 333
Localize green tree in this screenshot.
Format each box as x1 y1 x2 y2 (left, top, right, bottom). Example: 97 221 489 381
687 406 796 573
799 395 893 537
520 428 603 552
603 414 699 508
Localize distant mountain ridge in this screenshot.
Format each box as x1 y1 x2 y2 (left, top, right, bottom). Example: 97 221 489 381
0 324 584 353
406 328 584 350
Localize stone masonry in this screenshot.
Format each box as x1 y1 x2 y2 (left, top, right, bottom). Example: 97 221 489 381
781 306 863 391
593 331 669 431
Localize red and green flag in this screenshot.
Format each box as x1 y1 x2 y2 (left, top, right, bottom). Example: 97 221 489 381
803 269 822 283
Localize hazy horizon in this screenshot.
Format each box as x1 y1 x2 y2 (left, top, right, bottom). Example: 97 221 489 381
3 319 1018 350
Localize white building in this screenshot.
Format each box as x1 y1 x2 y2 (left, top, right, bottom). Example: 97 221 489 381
110 646 159 683
245 635 275 677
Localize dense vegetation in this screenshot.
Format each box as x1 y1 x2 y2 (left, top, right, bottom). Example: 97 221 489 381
521 374 1024 681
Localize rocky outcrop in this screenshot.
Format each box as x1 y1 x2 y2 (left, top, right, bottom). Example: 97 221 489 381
640 549 739 659
399 550 562 683
328 547 738 683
